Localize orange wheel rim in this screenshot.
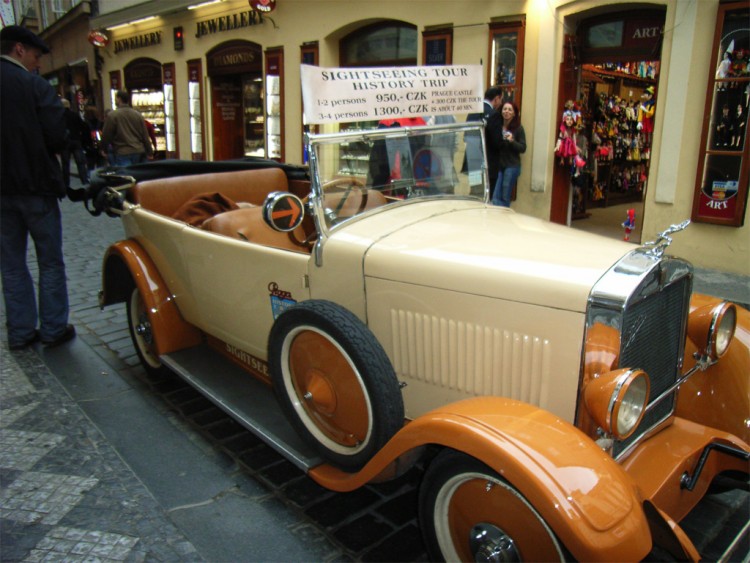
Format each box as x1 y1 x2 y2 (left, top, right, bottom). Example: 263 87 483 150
288 328 371 448
440 474 561 562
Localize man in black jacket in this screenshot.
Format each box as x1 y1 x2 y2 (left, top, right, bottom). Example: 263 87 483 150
61 98 91 187
464 86 503 198
1 26 76 349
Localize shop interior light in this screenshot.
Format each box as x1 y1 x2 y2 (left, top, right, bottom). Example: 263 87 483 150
107 16 157 31
106 22 131 31
188 0 224 9
129 16 157 25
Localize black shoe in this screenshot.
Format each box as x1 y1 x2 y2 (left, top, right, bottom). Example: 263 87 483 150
8 331 40 351
42 324 76 347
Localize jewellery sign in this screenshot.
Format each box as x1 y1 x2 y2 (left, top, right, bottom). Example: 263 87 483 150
301 64 483 125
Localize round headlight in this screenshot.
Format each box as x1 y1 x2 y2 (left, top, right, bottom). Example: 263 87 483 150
711 304 736 359
688 301 737 362
584 368 650 440
613 373 649 439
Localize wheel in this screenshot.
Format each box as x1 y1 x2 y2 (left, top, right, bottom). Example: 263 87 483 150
126 287 171 380
322 177 368 222
269 300 404 471
419 449 566 562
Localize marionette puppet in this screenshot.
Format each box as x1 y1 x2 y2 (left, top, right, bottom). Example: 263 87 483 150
622 208 636 241
716 51 732 85
554 110 578 165
716 104 732 147
637 86 656 145
731 104 746 148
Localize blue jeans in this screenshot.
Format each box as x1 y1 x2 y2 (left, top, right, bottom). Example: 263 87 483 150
113 153 146 166
1 195 69 344
492 166 521 207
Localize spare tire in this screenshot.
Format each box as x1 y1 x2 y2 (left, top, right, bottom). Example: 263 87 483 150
268 300 404 471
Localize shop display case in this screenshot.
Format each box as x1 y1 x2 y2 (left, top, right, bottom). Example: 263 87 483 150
266 75 281 159
243 76 265 157
264 47 284 161
582 63 658 208
163 84 176 154
338 122 378 178
132 89 166 155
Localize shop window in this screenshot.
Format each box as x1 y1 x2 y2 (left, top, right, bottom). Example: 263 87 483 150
301 42 319 162
240 76 264 158
489 20 525 105
423 28 453 66
691 1 749 227
188 59 205 160
108 70 121 110
265 47 284 161
162 63 178 158
340 22 417 67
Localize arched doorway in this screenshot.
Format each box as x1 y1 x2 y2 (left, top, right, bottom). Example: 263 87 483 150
124 57 166 159
339 21 418 68
552 8 666 244
332 21 418 173
206 40 263 161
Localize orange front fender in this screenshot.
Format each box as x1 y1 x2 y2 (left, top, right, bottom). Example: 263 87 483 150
310 397 651 562
101 239 201 355
678 294 750 445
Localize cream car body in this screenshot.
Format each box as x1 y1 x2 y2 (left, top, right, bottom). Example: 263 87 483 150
90 121 749 562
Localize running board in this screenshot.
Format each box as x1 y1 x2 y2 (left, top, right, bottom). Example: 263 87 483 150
161 344 321 471
719 518 750 563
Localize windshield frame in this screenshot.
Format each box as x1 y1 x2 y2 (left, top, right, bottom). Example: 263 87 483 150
306 121 489 240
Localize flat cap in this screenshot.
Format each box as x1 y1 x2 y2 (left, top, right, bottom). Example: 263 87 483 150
0 25 50 54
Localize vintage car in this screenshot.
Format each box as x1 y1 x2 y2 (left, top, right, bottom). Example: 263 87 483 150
87 121 749 562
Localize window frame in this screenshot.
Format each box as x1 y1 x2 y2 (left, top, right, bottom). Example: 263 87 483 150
691 1 749 227
422 28 453 66
488 19 525 108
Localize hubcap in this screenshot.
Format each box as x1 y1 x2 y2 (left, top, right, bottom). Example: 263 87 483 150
470 523 519 563
135 314 153 345
302 368 337 415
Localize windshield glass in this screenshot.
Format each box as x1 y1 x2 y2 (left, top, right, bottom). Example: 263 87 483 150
308 122 488 230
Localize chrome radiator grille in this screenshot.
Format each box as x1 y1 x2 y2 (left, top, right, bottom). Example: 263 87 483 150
614 274 691 457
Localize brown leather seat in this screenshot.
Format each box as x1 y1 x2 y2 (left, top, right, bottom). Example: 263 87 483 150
131 168 289 217
202 206 309 253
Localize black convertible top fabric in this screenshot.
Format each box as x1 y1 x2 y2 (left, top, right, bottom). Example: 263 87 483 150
89 156 309 190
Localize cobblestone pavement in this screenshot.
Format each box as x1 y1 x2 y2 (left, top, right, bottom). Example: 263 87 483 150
1 176 748 562
1 348 200 562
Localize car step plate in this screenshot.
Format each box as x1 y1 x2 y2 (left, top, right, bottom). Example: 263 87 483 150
161 344 321 471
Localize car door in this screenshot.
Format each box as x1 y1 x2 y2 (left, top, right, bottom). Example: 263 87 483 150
180 226 311 359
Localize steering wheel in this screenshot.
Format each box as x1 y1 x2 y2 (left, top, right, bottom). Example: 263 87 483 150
288 227 318 250
322 176 368 221
287 197 317 251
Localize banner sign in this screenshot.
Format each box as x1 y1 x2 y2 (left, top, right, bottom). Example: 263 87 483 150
301 64 483 125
